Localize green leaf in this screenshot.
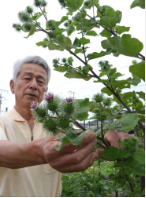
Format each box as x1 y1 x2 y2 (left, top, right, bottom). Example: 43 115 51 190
56 16 68 26
133 147 145 164
74 98 89 121
111 113 138 132
86 30 98 36
87 51 107 60
74 48 82 54
48 41 64 51
131 0 145 9
54 66 68 72
129 61 145 81
101 146 124 160
121 92 136 99
136 91 145 100
101 87 113 96
127 77 141 86
99 11 122 29
115 25 130 35
101 34 143 58
67 129 92 145
24 25 36 38
31 12 43 20
80 37 90 45
36 40 48 47
67 26 75 36
64 68 91 81
56 35 72 51
118 157 145 176
73 37 81 48
66 0 84 12
100 29 112 38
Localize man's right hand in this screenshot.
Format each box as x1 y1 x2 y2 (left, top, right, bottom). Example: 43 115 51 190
39 132 97 173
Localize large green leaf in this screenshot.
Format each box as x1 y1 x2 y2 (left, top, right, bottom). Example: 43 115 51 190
133 147 145 164
101 34 143 58
100 146 124 160
55 129 92 151
130 0 145 9
118 157 145 176
74 98 89 121
66 0 84 12
48 41 64 51
99 11 122 29
86 30 98 36
24 25 36 38
110 113 138 132
115 25 130 35
87 51 107 60
129 61 145 81
54 66 68 72
64 68 91 81
126 77 141 86
100 29 112 38
136 91 145 100
101 87 113 96
56 35 72 51
80 37 90 45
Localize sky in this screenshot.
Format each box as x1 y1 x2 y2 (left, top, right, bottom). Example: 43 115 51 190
0 0 145 113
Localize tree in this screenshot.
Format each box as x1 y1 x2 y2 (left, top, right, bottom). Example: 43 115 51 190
14 0 145 196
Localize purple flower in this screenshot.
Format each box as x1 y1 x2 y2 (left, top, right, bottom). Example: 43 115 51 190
45 92 54 102
66 97 73 104
31 101 37 110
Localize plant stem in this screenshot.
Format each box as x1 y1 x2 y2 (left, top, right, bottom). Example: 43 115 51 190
39 6 48 21
71 116 86 131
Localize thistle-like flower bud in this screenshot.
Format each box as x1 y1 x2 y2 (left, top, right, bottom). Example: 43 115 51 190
23 23 32 32
34 0 42 7
45 92 54 102
13 23 22 32
18 11 30 22
41 0 47 7
66 97 73 104
31 101 37 110
26 6 33 14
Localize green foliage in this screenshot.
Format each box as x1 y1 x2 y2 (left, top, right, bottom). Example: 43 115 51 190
129 61 145 81
130 0 145 9
102 34 143 58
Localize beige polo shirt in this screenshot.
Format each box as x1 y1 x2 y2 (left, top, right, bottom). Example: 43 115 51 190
0 108 62 197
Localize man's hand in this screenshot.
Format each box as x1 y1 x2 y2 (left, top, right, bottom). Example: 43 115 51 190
39 132 97 173
95 130 133 160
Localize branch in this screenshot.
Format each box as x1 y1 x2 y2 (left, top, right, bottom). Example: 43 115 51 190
39 6 48 21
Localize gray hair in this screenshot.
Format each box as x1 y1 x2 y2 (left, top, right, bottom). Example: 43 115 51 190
13 55 51 84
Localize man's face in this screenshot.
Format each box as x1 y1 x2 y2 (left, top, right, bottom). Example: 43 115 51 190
10 63 48 109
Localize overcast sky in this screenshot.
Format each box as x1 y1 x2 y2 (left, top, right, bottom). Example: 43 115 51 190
0 0 145 113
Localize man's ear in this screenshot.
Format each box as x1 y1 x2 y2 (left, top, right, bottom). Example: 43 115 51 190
10 79 15 94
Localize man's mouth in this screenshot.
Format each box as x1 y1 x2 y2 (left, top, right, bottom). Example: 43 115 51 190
26 94 38 98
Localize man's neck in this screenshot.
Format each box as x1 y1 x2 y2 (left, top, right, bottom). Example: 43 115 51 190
14 105 35 130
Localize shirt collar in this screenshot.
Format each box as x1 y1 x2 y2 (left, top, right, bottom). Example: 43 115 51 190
10 107 26 122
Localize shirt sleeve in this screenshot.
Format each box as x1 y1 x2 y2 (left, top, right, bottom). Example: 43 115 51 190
0 117 8 140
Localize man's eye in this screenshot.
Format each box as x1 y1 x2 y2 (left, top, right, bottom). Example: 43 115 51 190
25 78 30 80
38 81 43 84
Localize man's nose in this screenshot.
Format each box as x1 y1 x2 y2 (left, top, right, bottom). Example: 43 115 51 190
29 78 38 90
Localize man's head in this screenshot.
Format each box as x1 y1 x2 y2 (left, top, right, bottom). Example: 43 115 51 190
10 56 51 109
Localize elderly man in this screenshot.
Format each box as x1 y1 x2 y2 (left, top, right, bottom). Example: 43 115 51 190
0 55 129 197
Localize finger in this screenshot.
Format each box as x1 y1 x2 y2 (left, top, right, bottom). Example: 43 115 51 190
117 132 133 141
104 130 120 148
49 139 97 169
56 152 96 173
